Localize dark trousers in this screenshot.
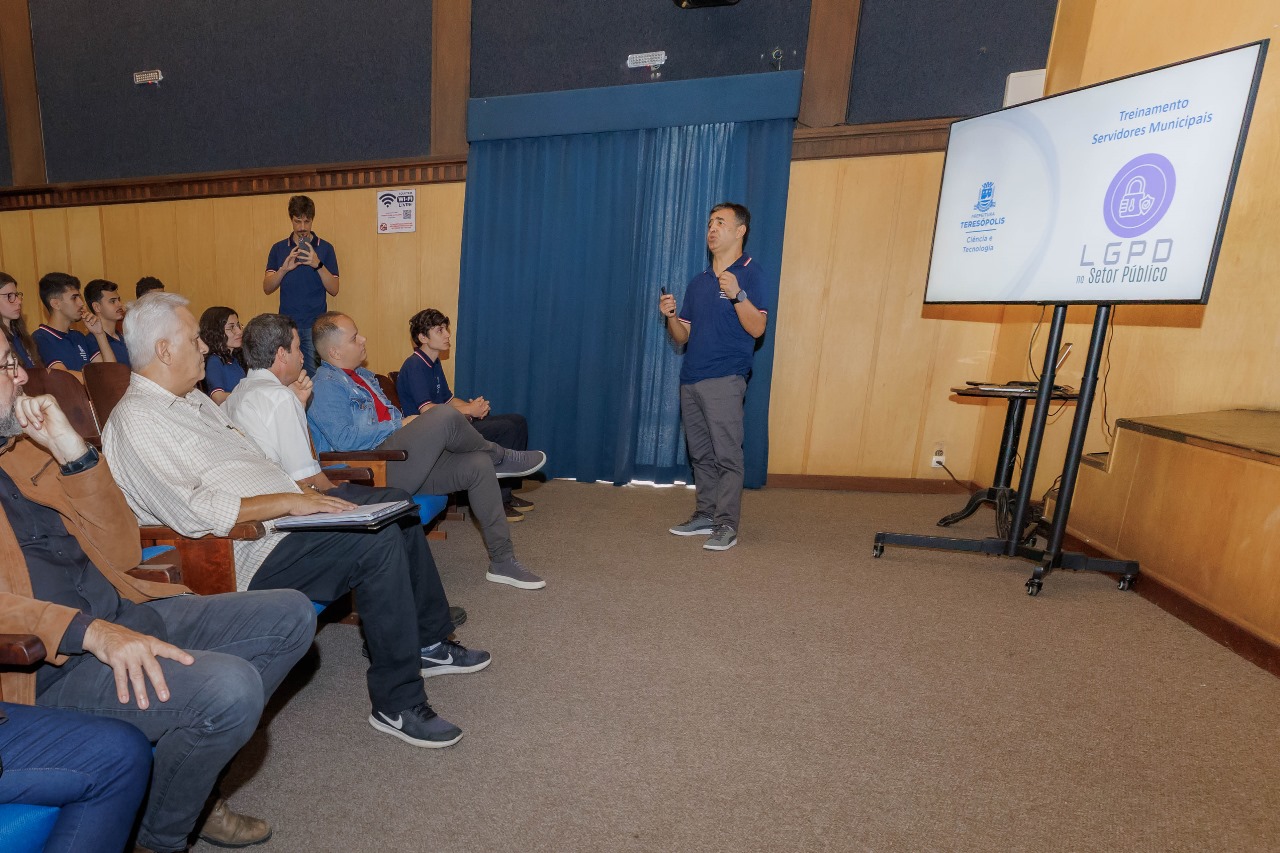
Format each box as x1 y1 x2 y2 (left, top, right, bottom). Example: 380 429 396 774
249 485 454 716
0 701 152 853
35 590 315 853
473 413 528 502
680 375 748 529
379 405 515 563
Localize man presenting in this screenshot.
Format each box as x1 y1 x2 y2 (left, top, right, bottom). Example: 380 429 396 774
658 203 768 552
0 325 315 852
263 195 339 375
103 294 488 751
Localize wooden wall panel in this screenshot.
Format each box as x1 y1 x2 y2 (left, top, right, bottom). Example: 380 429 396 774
1074 429 1280 647
0 212 39 331
30 209 69 277
65 207 104 280
769 154 1002 479
980 0 1280 498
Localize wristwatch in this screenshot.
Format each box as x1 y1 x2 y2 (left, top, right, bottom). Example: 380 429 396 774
730 289 747 304
59 445 99 476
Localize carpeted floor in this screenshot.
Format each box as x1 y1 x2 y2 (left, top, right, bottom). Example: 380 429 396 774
206 481 1280 852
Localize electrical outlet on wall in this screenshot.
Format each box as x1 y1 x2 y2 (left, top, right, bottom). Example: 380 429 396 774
931 445 946 469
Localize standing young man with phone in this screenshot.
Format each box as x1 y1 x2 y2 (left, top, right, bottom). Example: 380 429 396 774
263 195 340 376
658 203 768 552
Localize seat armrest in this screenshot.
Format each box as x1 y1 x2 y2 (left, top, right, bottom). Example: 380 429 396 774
127 564 183 584
0 633 47 666
318 450 408 462
139 522 266 542
325 466 376 487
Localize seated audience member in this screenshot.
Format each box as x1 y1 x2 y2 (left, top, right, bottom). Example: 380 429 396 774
199 306 247 402
0 330 315 852
102 293 489 751
83 278 130 367
308 312 549 590
223 313 469 629
135 276 165 299
33 273 117 376
0 702 151 853
0 271 42 369
399 308 536 522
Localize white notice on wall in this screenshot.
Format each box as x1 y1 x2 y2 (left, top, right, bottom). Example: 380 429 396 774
375 188 416 234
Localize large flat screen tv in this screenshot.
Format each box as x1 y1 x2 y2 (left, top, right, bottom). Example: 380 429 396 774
924 41 1267 305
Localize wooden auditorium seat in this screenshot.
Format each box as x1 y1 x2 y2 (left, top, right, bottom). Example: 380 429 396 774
21 367 101 448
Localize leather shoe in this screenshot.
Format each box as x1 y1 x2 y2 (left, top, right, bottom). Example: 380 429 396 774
198 798 272 848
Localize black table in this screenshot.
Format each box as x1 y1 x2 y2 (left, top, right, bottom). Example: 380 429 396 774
936 384 1078 530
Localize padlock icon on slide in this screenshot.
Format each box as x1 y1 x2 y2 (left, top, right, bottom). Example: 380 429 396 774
1118 176 1155 218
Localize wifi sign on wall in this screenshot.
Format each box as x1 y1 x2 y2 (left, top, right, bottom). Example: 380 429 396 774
375 188 417 234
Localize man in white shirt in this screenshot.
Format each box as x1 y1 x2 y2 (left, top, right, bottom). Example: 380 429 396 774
102 293 489 750
221 314 324 486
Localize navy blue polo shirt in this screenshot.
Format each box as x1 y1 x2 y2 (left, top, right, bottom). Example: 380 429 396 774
265 233 340 326
396 348 452 414
9 332 35 369
104 331 130 367
677 255 768 385
205 353 247 395
33 325 100 371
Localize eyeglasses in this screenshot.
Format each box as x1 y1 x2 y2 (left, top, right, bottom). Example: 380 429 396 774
0 291 22 303
0 355 23 377
224 321 242 332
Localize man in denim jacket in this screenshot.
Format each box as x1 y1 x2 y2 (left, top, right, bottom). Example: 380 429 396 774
307 312 549 591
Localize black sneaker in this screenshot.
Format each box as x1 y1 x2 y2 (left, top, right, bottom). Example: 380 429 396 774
421 638 492 678
507 495 535 512
368 702 462 748
504 502 525 522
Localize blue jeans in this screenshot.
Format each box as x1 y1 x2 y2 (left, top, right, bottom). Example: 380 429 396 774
296 325 318 378
36 590 315 852
0 701 151 853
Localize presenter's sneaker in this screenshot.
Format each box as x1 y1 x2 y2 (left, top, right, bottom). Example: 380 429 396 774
504 502 525 522
421 638 492 678
669 512 716 536
486 557 546 590
495 449 546 479
368 702 463 748
198 798 272 848
703 525 738 551
508 495 535 512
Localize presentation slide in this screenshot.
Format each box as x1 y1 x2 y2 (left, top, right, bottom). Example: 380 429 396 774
924 42 1266 304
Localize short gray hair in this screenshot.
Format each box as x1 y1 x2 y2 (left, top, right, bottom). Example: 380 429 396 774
124 291 190 370
242 313 297 370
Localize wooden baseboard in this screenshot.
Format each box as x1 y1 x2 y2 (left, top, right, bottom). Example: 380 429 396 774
766 474 974 494
1057 529 1280 679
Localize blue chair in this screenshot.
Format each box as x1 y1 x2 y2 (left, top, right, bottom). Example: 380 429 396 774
0 637 59 852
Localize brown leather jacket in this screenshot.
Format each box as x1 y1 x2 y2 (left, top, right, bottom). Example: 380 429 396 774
0 436 190 705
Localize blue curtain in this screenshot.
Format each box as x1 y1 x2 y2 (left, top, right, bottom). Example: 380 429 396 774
456 118 792 487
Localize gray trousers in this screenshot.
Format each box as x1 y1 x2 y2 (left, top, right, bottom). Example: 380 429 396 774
680 374 748 529
378 405 514 563
36 590 316 853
